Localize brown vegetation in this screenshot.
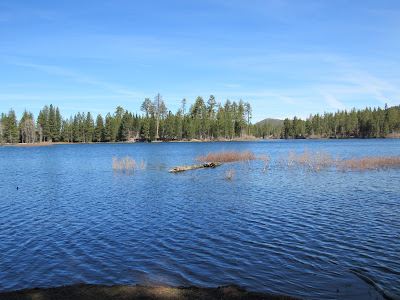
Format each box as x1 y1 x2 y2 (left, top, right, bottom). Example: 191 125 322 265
338 155 400 172
226 169 235 180
293 148 333 171
278 148 400 172
197 150 256 163
258 154 270 173
112 156 146 171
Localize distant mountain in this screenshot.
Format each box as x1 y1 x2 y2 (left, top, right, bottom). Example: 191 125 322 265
255 118 284 127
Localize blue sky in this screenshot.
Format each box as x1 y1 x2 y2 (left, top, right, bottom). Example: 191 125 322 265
1 0 400 123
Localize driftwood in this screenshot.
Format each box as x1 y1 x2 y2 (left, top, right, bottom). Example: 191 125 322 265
169 162 223 173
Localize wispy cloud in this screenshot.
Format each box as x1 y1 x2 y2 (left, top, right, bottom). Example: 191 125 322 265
324 94 345 110
9 60 144 98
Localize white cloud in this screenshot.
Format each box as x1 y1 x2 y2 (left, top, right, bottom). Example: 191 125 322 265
324 94 345 110
9 60 144 98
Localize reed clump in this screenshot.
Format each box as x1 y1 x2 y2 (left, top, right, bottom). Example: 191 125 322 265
338 155 400 172
295 148 333 171
279 148 333 172
279 149 400 172
197 150 256 163
258 154 270 173
112 156 147 171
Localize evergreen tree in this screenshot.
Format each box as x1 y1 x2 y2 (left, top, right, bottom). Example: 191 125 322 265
55 107 62 142
84 112 95 142
94 114 105 142
48 104 56 142
0 114 4 143
244 102 252 136
104 113 114 142
3 109 19 143
119 111 133 141
19 110 36 143
140 116 150 141
175 109 183 140
224 100 235 139
37 105 49 142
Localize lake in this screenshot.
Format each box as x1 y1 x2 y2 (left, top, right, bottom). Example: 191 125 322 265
1 139 399 299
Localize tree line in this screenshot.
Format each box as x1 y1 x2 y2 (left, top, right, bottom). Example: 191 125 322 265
2 95 399 144
280 105 400 139
0 94 254 143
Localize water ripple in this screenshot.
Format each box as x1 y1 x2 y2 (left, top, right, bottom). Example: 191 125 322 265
1 141 400 299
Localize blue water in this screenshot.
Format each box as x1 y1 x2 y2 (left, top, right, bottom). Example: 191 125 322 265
1 140 399 299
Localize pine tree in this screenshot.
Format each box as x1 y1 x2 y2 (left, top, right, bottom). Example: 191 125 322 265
85 112 95 142
4 109 19 143
140 116 150 141
55 107 62 142
175 109 183 140
48 104 56 142
94 114 105 142
19 110 36 143
37 105 49 142
104 113 114 142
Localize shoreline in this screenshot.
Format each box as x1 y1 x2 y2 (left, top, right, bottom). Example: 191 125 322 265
3 135 400 147
1 138 263 147
0 284 299 299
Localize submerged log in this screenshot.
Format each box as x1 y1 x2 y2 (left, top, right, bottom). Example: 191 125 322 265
169 162 223 173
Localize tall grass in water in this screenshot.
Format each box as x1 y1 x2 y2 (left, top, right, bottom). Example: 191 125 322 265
112 156 146 171
197 150 256 163
295 148 333 171
338 156 400 172
279 148 333 172
279 149 400 172
258 154 270 173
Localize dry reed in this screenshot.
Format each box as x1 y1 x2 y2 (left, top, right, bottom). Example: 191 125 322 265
295 148 333 171
139 159 147 170
279 148 400 172
226 169 235 180
197 150 256 163
279 148 333 172
338 155 400 172
112 156 146 172
258 154 270 173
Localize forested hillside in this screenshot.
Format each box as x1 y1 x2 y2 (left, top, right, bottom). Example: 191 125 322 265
0 94 254 143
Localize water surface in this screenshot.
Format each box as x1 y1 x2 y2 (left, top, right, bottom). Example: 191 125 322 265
1 140 399 299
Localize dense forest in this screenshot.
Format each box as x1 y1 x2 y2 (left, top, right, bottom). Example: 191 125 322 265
280 105 400 139
0 94 256 144
1 94 399 144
